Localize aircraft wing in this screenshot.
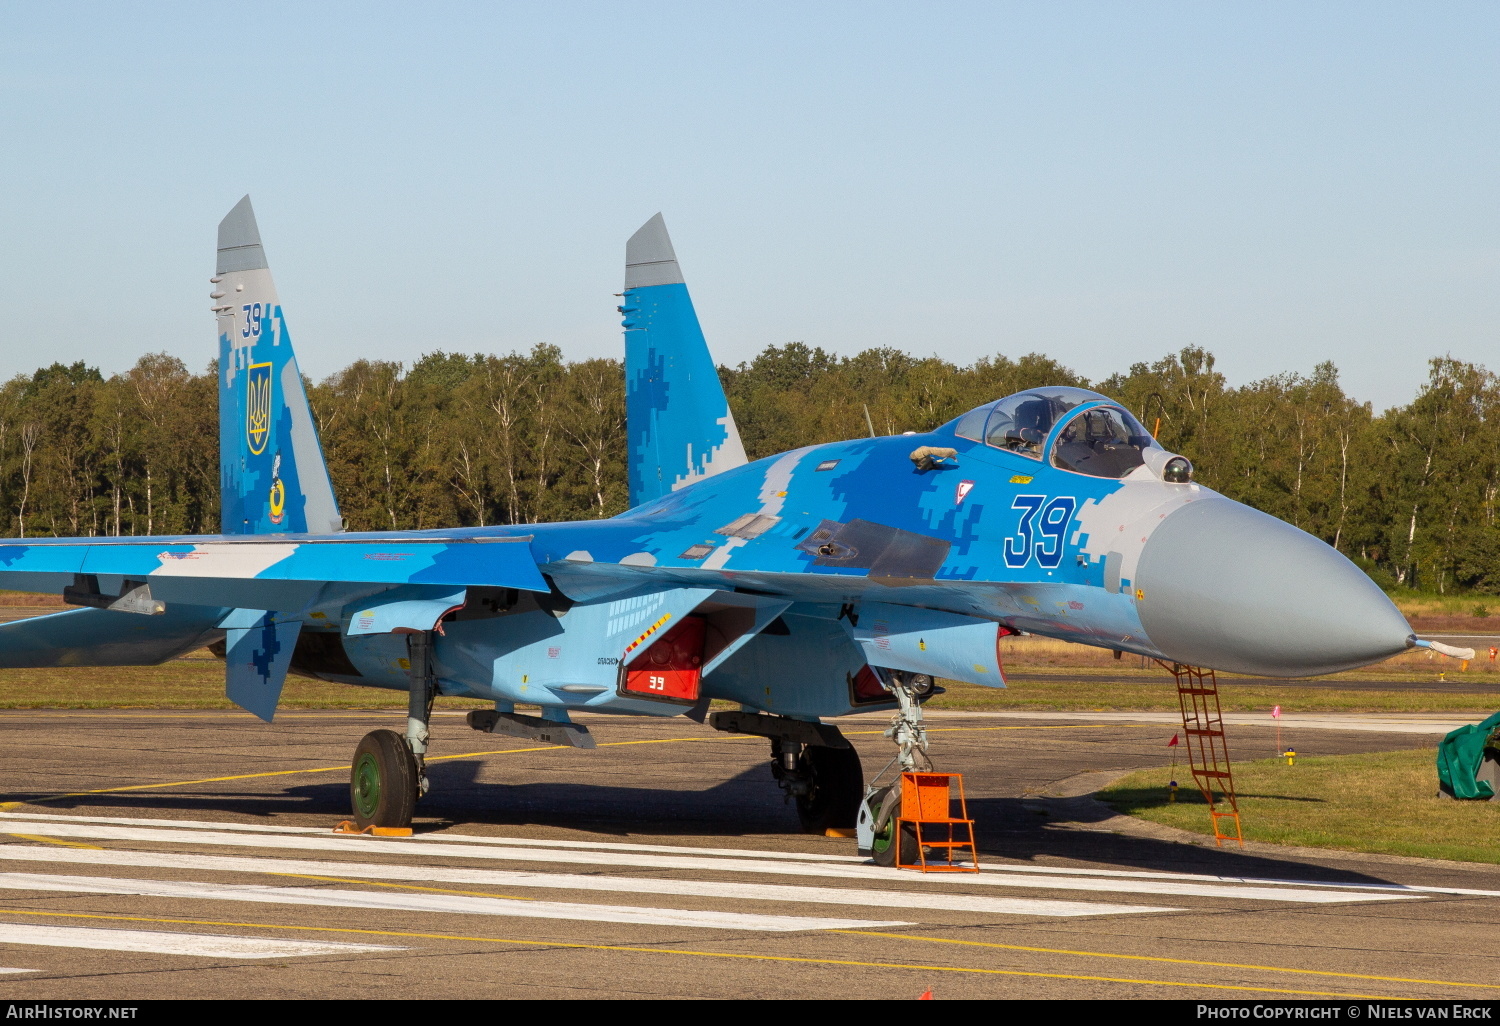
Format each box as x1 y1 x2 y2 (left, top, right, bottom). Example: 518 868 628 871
0 535 548 612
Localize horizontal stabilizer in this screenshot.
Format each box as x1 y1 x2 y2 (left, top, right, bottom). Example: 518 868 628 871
0 605 224 669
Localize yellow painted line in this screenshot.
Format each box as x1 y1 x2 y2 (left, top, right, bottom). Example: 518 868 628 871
0 724 1144 810
0 735 761 808
6 834 101 850
0 906 1400 998
835 930 1497 992
267 871 535 902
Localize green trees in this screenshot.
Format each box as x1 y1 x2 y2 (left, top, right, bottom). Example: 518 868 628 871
0 358 217 539
307 345 626 530
1 342 1498 593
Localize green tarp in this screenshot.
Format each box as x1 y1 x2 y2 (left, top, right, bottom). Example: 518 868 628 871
1436 710 1500 800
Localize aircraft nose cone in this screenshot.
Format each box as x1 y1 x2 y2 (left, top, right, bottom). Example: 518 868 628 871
1135 495 1412 676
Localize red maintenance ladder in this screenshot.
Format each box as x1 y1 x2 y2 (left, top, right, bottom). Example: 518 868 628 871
1159 661 1243 847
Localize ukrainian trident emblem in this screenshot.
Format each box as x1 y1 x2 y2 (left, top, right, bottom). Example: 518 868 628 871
246 362 273 456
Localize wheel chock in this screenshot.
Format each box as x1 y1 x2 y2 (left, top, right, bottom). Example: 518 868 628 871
824 827 857 838
332 820 413 837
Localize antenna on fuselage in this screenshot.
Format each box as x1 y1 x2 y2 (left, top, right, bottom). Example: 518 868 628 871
863 404 877 438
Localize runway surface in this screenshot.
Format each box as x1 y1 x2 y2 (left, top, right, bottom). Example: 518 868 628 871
0 708 1495 1000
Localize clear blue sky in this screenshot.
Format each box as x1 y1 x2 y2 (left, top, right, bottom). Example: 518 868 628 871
2 1 1496 411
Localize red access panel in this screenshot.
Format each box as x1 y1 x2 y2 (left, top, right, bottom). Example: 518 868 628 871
623 615 706 701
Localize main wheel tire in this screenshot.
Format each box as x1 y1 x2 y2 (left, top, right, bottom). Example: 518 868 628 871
869 785 920 867
795 744 863 834
350 729 418 829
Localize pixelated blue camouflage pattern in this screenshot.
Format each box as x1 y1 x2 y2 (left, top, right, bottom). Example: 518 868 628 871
0 202 1416 724
622 216 747 506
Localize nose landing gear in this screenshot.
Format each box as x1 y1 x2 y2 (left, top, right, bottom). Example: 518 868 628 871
857 669 932 866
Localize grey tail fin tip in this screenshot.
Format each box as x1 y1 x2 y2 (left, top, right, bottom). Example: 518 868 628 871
217 195 268 275
625 212 684 288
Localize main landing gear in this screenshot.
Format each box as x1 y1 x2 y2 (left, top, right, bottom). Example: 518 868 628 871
857 670 932 866
773 739 863 834
349 632 434 830
707 710 864 835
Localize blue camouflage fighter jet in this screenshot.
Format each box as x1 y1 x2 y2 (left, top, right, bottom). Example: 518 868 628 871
0 199 1438 860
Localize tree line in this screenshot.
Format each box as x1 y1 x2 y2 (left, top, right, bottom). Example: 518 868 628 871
0 342 1495 593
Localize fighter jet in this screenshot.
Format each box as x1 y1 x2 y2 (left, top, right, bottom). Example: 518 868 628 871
0 199 1432 862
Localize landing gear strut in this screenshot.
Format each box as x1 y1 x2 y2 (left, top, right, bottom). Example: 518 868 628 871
770 739 863 834
348 631 434 829
857 669 932 866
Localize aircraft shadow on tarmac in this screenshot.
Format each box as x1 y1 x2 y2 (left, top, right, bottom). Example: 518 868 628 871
18 760 1399 887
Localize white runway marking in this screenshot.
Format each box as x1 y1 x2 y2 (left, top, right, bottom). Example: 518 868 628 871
0 967 36 973
0 873 910 933
968 861 1500 898
0 845 1176 918
0 819 1422 904
9 813 1479 899
0 922 399 958
1 810 866 862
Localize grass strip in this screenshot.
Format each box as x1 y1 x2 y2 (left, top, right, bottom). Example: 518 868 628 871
0 657 1494 714
1097 748 1500 864
0 657 484 710
926 679 1500 714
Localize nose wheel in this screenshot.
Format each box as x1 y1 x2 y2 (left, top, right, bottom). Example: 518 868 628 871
862 785 920 867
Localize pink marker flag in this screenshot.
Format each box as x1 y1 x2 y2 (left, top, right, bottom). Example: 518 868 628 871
1167 733 1180 747
1272 705 1282 718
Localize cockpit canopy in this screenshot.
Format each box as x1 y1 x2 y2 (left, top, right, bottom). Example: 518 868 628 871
952 386 1161 480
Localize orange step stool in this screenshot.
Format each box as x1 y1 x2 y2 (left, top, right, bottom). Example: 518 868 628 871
896 771 979 872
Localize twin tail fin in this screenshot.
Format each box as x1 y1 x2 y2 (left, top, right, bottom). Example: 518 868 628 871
621 214 748 507
214 196 342 535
